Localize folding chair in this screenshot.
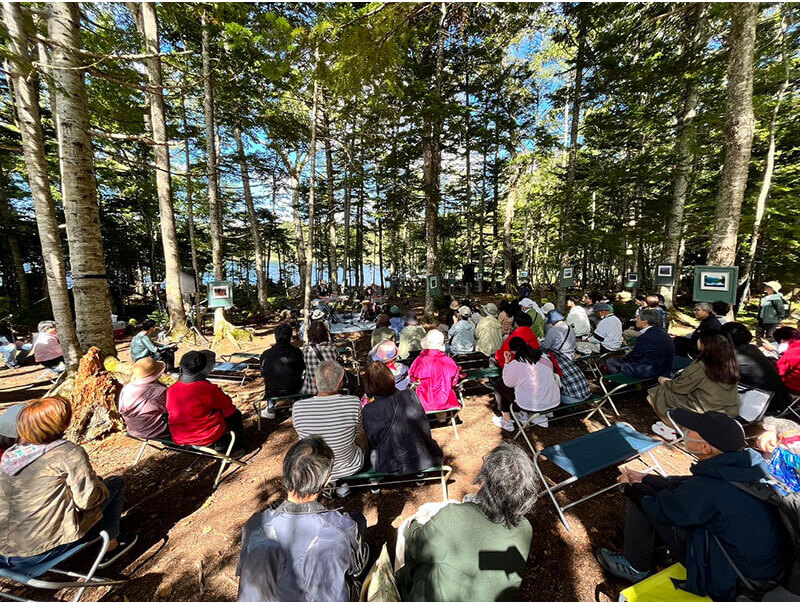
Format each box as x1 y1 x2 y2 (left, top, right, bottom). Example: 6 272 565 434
426 406 462 439
330 465 453 502
455 366 501 406
208 361 252 387
254 393 311 431
220 352 260 368
778 390 800 421
127 432 246 489
0 531 130 602
534 422 666 530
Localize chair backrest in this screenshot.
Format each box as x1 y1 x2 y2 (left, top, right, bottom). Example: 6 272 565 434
738 384 774 424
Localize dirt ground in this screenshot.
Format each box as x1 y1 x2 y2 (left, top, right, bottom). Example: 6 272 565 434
0 299 696 602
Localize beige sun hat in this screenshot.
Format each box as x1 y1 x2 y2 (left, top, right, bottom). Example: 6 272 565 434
132 357 166 383
764 280 782 293
421 329 446 352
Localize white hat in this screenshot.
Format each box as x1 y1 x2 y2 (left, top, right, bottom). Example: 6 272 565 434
311 309 325 320
421 329 446 351
541 302 555 314
519 298 535 308
458 306 472 317
764 280 782 293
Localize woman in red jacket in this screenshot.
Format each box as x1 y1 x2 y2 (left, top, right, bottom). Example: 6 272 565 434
776 327 800 393
495 312 540 368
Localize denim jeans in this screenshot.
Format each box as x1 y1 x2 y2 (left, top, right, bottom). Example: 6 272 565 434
560 394 585 405
0 342 16 367
0 476 125 570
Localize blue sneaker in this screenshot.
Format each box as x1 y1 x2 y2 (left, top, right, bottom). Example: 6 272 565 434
595 548 651 583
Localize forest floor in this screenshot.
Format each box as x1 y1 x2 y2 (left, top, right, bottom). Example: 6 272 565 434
0 298 698 602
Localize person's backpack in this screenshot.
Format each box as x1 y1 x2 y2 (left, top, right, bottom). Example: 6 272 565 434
732 479 800 595
772 297 789 320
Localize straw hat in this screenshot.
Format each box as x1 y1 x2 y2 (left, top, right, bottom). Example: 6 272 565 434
421 329 446 351
449 300 460 311
132 357 166 383
311 309 326 320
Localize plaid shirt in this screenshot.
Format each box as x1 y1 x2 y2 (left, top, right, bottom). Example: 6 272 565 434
549 350 591 400
301 342 340 395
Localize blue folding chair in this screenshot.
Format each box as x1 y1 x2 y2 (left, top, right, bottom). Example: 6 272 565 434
208 361 252 386
0 531 131 602
534 422 666 531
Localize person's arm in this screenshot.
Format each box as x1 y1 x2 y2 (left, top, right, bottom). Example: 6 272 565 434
64 446 109 513
502 360 521 388
403 507 449 565
140 334 158 354
640 477 719 528
662 361 706 394
208 382 236 412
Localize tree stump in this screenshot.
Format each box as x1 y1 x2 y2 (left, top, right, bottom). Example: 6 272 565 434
66 347 124 443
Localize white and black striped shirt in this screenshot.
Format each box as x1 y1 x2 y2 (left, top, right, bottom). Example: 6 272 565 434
292 394 364 479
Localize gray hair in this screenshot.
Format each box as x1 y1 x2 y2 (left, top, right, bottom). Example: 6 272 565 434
315 360 344 393
695 302 713 314
473 442 540 528
37 320 56 333
639 308 662 326
283 436 334 497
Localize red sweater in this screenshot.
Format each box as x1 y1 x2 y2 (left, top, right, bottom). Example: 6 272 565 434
495 326 540 368
166 380 237 446
777 340 800 394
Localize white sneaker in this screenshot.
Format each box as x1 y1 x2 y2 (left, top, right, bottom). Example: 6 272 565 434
651 421 678 442
492 415 515 432
531 415 549 428
335 484 351 498
515 410 531 424
259 407 276 420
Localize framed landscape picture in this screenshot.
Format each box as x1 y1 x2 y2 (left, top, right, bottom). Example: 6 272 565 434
625 272 639 288
207 281 233 308
692 265 738 304
654 263 676 286
559 266 575 287
700 271 729 291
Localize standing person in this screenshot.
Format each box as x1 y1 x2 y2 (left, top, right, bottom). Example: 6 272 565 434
674 302 721 358
396 442 538 602
236 436 368 602
492 336 560 432
566 296 591 338
301 321 340 396
408 330 461 412
130 319 176 372
362 362 443 475
31 321 64 369
760 281 787 343
648 332 740 440
495 313 540 369
398 313 426 361
292 362 365 484
541 310 575 359
259 323 305 419
167 351 244 455
595 410 786 601
0 397 134 568
118 357 170 439
448 306 475 355
588 303 623 353
474 303 503 358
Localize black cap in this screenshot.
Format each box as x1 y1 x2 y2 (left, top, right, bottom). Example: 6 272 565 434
671 408 746 453
179 350 216 383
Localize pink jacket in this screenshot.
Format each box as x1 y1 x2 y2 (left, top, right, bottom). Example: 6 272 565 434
32 332 63 363
409 349 461 411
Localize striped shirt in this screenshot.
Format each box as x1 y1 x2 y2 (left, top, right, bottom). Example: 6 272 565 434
292 394 364 479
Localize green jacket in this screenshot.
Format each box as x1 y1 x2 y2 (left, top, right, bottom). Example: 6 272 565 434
397 502 531 602
760 293 786 325
527 309 545 339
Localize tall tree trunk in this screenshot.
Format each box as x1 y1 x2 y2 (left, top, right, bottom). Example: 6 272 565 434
290 166 307 289
343 163 351 289
180 89 200 305
47 3 115 357
423 2 446 319
234 125 267 310
557 8 586 307
660 5 707 307
357 146 365 290
707 3 759 266
201 13 227 332
478 132 487 293
134 1 186 331
738 12 789 309
322 103 338 295
303 51 320 339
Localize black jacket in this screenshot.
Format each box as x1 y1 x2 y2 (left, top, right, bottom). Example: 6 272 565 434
260 341 305 397
623 326 675 378
735 344 789 413
691 315 722 345
362 389 443 475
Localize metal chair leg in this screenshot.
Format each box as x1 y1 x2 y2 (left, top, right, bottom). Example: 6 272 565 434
134 441 148 465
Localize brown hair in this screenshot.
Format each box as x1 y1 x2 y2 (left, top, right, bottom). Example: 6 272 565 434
307 321 330 345
645 295 660 308
697 332 740 385
364 362 396 398
17 396 71 444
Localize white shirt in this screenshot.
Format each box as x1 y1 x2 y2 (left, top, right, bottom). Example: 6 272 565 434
590 315 623 350
566 306 591 338
501 356 561 413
